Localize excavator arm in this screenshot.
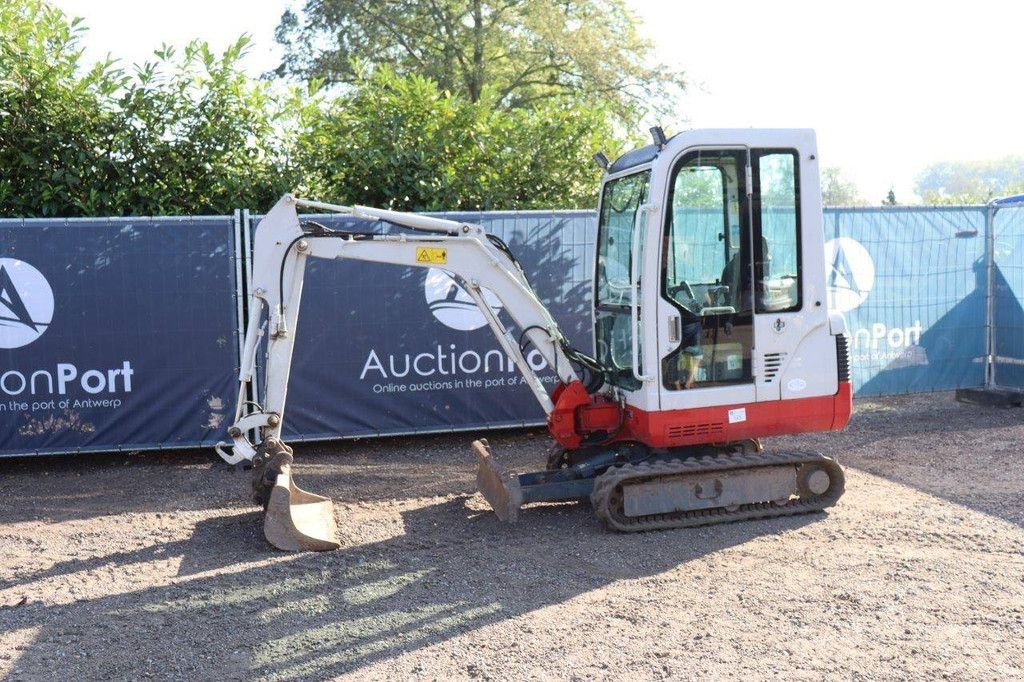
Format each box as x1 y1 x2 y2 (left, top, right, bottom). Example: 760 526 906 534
220 194 594 550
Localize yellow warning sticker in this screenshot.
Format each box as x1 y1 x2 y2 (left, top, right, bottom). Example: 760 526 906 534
415 247 447 265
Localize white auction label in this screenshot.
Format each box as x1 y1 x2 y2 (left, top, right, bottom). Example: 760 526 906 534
728 408 747 423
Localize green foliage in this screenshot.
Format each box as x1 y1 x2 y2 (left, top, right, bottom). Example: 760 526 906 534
0 0 626 217
0 0 116 216
915 157 1024 205
274 0 685 130
820 167 866 206
0 0 301 217
101 38 302 215
882 187 898 206
295 67 617 210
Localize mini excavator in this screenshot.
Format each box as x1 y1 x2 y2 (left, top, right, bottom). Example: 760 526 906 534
218 128 852 550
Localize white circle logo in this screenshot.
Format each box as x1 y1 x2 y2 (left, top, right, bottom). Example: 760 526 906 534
824 237 874 313
423 268 502 331
0 258 54 349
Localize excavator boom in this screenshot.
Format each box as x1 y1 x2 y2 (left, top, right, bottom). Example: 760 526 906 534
220 195 595 549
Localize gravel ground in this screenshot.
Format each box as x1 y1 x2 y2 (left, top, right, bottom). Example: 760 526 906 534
1 392 1023 681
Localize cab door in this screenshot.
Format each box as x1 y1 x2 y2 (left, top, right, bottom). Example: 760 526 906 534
656 145 819 410
656 148 758 410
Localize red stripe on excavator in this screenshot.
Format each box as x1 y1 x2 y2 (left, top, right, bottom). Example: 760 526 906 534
548 381 853 450
626 381 853 448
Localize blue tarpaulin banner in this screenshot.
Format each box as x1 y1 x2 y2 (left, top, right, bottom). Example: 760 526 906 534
822 206 988 396
0 216 239 455
992 203 1024 388
1 203 1009 455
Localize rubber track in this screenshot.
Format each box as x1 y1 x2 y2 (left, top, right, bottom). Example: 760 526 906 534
590 450 845 533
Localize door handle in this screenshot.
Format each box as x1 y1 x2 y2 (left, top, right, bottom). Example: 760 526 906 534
668 315 681 343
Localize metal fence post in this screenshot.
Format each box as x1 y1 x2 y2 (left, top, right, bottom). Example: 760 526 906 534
984 201 997 389
240 208 261 443
232 210 246 385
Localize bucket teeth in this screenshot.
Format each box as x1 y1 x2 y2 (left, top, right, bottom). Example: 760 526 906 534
473 439 523 523
263 463 341 551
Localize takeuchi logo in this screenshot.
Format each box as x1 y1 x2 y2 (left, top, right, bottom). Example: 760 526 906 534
824 238 875 313
0 258 54 349
423 268 503 331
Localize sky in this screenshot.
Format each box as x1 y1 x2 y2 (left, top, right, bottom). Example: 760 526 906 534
50 0 1024 204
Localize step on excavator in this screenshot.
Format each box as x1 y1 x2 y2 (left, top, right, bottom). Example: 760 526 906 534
217 128 852 551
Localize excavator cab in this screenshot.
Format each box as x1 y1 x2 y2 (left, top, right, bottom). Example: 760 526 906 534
592 131 849 446
223 128 852 550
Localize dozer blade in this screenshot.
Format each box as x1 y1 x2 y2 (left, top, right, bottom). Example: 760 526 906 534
264 463 341 551
473 439 523 522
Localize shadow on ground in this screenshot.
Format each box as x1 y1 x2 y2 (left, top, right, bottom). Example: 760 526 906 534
775 392 1024 528
2 475 821 680
0 431 489 525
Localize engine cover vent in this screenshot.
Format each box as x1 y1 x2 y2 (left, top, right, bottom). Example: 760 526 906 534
665 421 725 444
762 352 787 382
836 334 851 383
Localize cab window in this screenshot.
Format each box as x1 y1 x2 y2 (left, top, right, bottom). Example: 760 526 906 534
661 150 753 390
595 170 650 390
753 150 801 312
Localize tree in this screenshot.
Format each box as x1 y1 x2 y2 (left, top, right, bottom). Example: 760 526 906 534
882 187 897 206
0 0 117 216
101 38 304 215
273 0 685 129
0 0 302 217
915 157 1024 204
294 67 617 210
0 0 628 217
820 167 866 206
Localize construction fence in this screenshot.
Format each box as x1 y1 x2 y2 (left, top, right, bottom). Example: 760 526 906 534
0 201 1020 456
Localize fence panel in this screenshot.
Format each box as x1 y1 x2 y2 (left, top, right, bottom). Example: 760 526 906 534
260 205 994 442
3 203 995 456
991 202 1024 388
0 216 239 455
823 207 987 396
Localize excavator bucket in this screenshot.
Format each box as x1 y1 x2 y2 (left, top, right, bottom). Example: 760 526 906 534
473 439 523 522
263 463 341 551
